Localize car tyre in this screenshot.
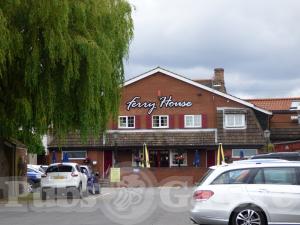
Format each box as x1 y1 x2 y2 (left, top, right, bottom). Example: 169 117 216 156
76 184 83 199
232 205 266 225
40 189 47 201
95 183 100 195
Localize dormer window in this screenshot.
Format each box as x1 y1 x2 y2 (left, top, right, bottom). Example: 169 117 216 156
224 114 246 129
290 101 300 110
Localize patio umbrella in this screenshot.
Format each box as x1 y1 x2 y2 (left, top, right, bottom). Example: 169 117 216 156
143 143 150 168
193 150 200 167
52 150 57 163
217 143 225 165
62 152 69 162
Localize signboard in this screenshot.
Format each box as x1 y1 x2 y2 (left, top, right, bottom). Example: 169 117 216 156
110 168 121 183
126 95 192 114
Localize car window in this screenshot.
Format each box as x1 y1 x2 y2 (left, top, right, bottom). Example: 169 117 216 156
46 165 73 173
197 169 214 186
263 167 297 185
212 169 252 185
252 169 264 184
27 168 34 173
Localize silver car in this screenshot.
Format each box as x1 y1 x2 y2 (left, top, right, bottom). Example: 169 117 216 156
190 161 300 225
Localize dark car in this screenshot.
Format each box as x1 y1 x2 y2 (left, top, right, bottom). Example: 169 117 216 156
251 152 300 161
80 165 100 195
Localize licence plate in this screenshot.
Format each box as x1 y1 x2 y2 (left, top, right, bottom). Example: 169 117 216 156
53 176 65 179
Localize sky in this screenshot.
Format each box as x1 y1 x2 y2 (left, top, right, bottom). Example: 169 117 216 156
124 0 300 99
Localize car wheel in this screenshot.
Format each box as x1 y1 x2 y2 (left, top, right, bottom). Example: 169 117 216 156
232 206 266 225
40 189 47 201
95 183 100 195
77 184 83 199
67 191 73 200
90 184 96 195
83 186 89 197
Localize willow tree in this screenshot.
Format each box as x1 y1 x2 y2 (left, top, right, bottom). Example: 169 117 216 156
0 0 133 153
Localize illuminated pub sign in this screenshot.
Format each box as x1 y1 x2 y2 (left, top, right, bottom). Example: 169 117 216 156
126 95 193 114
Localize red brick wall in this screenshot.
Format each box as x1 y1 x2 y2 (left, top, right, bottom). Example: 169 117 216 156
110 72 249 129
116 167 208 187
271 113 299 128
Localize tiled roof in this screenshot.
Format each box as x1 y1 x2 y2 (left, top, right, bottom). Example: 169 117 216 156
48 130 217 148
247 97 300 111
193 79 213 88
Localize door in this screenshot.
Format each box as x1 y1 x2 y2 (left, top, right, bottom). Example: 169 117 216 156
246 167 300 223
206 150 216 168
104 151 113 178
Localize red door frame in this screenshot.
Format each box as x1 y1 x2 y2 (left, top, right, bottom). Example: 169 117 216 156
104 151 113 178
206 150 216 168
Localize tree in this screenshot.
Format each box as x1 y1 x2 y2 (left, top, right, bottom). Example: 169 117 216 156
0 0 133 153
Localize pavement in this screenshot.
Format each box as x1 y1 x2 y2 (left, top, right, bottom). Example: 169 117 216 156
0 187 195 225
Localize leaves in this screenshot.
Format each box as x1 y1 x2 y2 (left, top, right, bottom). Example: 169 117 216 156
0 0 133 152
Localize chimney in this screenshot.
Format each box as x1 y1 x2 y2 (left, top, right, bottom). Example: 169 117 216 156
213 68 226 93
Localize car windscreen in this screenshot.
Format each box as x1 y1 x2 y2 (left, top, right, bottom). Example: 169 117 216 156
46 165 73 173
197 169 214 186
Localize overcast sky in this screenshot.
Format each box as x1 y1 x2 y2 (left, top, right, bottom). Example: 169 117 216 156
124 0 300 99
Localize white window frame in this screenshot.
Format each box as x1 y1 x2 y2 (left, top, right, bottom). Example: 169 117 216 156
170 150 188 167
118 116 135 129
62 151 87 160
152 115 169 128
184 115 202 128
232 149 257 158
224 114 246 129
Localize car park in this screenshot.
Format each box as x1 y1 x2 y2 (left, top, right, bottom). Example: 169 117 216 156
251 152 300 161
80 165 100 195
40 162 88 200
190 161 300 225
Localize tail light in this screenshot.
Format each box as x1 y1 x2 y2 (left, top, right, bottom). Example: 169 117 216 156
193 190 214 200
71 172 79 177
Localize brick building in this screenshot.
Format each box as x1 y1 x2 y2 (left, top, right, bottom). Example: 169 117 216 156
48 67 272 185
248 97 300 152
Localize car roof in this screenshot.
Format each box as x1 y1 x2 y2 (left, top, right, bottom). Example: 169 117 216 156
49 162 78 167
252 152 300 157
210 160 300 171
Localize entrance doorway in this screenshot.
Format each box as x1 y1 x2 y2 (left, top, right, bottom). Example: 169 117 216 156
149 150 169 167
104 151 112 178
206 150 216 168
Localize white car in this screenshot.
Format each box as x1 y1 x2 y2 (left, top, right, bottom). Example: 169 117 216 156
190 161 300 225
40 163 88 200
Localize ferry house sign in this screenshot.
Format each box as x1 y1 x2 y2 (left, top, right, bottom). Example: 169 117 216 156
126 96 193 114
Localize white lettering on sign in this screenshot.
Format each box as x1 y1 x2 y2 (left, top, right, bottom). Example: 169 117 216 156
126 96 192 114
126 96 157 114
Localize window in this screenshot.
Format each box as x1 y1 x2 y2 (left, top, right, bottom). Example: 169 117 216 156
290 101 300 109
62 151 86 160
152 115 168 128
232 149 257 158
132 150 143 167
149 150 169 167
224 114 246 128
170 150 188 166
118 116 135 128
212 169 253 184
46 165 74 173
263 168 297 185
184 115 202 128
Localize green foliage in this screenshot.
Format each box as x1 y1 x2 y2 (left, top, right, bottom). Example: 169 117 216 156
0 0 133 150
